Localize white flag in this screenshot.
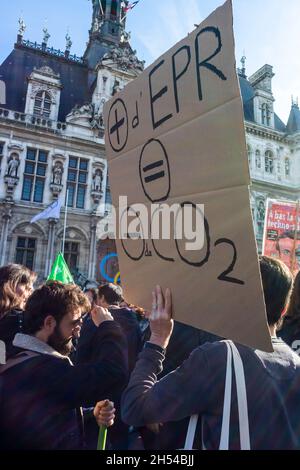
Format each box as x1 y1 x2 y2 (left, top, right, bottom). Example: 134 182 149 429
30 199 62 224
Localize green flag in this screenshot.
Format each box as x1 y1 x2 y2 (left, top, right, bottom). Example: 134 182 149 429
47 253 74 284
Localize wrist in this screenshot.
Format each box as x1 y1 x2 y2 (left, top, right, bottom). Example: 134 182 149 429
149 334 169 350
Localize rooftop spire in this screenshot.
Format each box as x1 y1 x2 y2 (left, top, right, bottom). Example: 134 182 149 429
291 95 299 109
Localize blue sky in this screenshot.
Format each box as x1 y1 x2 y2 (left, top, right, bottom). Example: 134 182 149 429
1 0 300 122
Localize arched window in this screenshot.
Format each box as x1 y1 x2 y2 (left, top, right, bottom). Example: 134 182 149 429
33 90 52 118
285 158 290 177
265 150 274 174
255 150 261 169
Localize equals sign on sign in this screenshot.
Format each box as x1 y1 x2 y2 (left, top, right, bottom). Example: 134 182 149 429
143 160 165 183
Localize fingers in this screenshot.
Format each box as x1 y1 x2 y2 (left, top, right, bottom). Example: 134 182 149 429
94 400 116 428
165 288 173 319
156 285 164 312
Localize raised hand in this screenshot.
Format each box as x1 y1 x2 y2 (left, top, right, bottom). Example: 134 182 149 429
149 285 174 350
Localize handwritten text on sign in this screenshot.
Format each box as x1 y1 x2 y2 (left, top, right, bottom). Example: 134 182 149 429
104 0 272 352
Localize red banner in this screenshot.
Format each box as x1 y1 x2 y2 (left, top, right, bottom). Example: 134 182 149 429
263 199 300 274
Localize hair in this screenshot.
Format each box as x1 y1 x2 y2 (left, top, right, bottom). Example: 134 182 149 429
283 270 300 335
97 283 124 306
259 256 293 326
84 287 98 304
24 281 91 335
0 264 37 319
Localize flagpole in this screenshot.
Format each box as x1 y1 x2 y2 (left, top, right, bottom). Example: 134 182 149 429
62 189 69 255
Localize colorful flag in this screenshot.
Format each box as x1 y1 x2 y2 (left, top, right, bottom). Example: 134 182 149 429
30 199 62 224
123 1 140 12
47 252 74 284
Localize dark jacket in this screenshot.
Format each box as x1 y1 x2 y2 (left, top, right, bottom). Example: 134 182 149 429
0 309 25 356
75 308 142 449
122 338 300 450
139 322 220 449
279 319 300 354
0 321 128 450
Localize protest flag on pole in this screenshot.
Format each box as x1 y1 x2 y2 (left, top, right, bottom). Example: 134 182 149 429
30 199 62 224
47 252 74 284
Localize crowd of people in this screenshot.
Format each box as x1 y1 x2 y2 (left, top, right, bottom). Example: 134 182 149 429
0 257 300 450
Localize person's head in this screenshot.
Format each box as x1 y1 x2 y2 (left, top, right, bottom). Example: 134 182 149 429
84 288 98 308
0 264 36 318
97 283 124 307
284 270 300 326
276 231 300 270
259 256 293 329
25 281 91 355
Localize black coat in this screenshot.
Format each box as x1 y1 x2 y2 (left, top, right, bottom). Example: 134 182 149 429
0 322 128 450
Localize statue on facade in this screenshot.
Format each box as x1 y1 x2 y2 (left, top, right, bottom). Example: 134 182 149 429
112 79 121 96
65 32 72 52
18 17 26 37
93 169 103 192
257 200 265 222
52 163 63 186
42 27 51 45
6 154 20 178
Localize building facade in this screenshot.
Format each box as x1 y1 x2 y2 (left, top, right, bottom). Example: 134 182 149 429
239 60 300 252
0 0 144 284
0 2 299 284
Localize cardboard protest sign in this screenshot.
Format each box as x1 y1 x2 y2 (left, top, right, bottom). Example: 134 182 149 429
263 199 300 274
104 0 272 351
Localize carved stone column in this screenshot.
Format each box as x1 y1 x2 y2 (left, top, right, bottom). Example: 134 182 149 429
0 204 13 266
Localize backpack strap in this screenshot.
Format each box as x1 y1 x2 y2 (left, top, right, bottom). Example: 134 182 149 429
0 351 40 374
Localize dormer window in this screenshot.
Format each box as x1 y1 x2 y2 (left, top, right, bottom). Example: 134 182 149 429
34 91 52 118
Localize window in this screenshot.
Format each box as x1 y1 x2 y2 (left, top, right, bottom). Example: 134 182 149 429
255 150 261 169
247 146 252 168
67 157 88 209
34 90 52 118
261 103 271 126
0 142 4 169
285 158 290 177
21 148 48 202
15 237 36 270
265 150 274 174
64 241 79 271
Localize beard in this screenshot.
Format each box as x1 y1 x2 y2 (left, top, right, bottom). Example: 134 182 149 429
48 325 74 356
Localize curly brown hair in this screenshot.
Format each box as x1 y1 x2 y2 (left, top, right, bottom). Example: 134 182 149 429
25 281 91 334
0 264 37 319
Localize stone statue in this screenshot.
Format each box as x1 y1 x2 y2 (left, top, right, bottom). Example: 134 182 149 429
93 169 103 192
257 200 265 221
53 163 63 185
65 32 72 51
18 18 26 37
42 27 51 45
6 154 20 178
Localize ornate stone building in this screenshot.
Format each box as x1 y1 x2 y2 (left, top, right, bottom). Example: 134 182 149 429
0 3 299 284
238 59 300 252
0 1 144 284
